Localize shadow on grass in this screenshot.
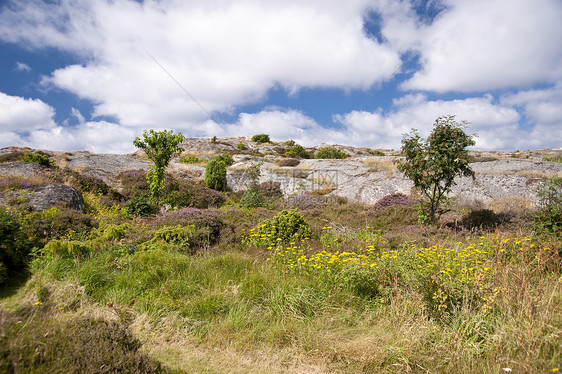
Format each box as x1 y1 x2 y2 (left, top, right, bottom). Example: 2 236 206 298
0 270 31 300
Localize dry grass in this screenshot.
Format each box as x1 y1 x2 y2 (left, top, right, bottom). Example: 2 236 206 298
485 196 533 214
361 158 399 177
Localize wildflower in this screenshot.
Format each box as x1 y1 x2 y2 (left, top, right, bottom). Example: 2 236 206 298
33 301 43 306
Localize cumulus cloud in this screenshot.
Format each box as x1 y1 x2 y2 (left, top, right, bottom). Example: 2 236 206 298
1 0 401 130
0 92 56 132
403 0 562 92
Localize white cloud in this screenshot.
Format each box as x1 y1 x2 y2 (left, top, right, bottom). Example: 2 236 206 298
15 62 31 72
26 121 138 153
70 107 85 123
1 0 401 130
403 0 562 92
0 92 56 132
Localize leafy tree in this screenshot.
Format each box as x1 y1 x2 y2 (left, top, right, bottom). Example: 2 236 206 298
533 177 562 237
133 129 184 200
398 115 475 223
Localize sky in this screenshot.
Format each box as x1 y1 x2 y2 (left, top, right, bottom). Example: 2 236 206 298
0 0 561 154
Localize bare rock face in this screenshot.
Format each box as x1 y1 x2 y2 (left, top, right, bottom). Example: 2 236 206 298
28 184 85 212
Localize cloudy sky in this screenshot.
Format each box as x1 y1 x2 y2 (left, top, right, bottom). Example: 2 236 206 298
1 0 561 153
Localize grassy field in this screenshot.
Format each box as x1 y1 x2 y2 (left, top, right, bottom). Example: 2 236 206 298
1 172 560 373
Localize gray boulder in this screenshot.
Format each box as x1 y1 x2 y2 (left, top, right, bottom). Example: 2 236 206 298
28 184 85 212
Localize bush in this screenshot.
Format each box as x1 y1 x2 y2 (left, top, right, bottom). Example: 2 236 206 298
314 147 349 159
0 207 32 284
22 152 52 167
236 142 247 150
205 158 227 191
285 144 310 159
534 177 562 236
161 180 224 209
125 194 157 217
214 153 234 166
251 134 271 143
178 155 204 164
244 208 311 247
241 189 264 209
367 193 413 215
284 140 296 147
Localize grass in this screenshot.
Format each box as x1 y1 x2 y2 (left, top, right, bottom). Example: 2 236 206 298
1 181 561 373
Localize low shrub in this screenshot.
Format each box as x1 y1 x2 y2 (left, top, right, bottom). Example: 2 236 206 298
236 142 247 150
366 149 385 156
285 144 310 159
125 194 157 217
0 207 32 284
244 208 311 247
251 134 271 143
205 158 227 191
65 170 111 195
178 154 204 164
460 209 501 230
367 193 413 215
213 153 234 166
284 140 296 147
22 152 52 167
534 177 562 236
0 151 26 164
0 314 163 373
314 147 349 159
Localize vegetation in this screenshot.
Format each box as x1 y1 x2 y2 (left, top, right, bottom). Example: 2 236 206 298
534 177 562 237
133 129 185 200
204 157 227 191
22 152 52 167
178 154 204 164
251 134 271 143
399 115 476 223
314 147 349 159
285 144 310 159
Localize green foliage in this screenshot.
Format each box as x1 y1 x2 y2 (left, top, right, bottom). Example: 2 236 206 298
42 240 91 259
314 147 349 159
366 149 385 156
398 115 475 223
21 152 52 167
284 140 296 147
178 154 204 164
125 194 157 217
251 134 271 143
244 208 311 247
214 153 234 166
285 144 310 159
241 158 264 209
205 158 227 191
0 207 32 284
133 129 185 200
534 177 562 236
542 155 562 163
236 142 247 150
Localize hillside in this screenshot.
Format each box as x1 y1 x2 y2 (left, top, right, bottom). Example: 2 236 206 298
0 138 561 373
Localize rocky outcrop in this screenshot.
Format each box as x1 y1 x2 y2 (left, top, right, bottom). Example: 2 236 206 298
1 141 561 208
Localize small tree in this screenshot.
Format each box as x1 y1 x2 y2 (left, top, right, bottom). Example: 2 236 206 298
133 129 185 201
205 157 227 191
398 115 475 223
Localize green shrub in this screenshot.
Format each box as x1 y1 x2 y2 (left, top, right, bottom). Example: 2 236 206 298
236 142 247 150
542 155 562 163
314 147 349 159
205 158 227 191
461 209 501 230
125 194 157 217
241 189 264 209
214 153 234 166
178 154 204 164
285 144 310 159
284 140 296 147
22 152 52 167
42 240 91 259
367 149 385 156
0 208 32 283
251 134 271 143
534 177 562 236
244 208 311 247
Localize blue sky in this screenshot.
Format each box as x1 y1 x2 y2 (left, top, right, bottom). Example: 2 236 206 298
1 0 561 153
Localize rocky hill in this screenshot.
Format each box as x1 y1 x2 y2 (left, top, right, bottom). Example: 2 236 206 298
1 138 561 210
